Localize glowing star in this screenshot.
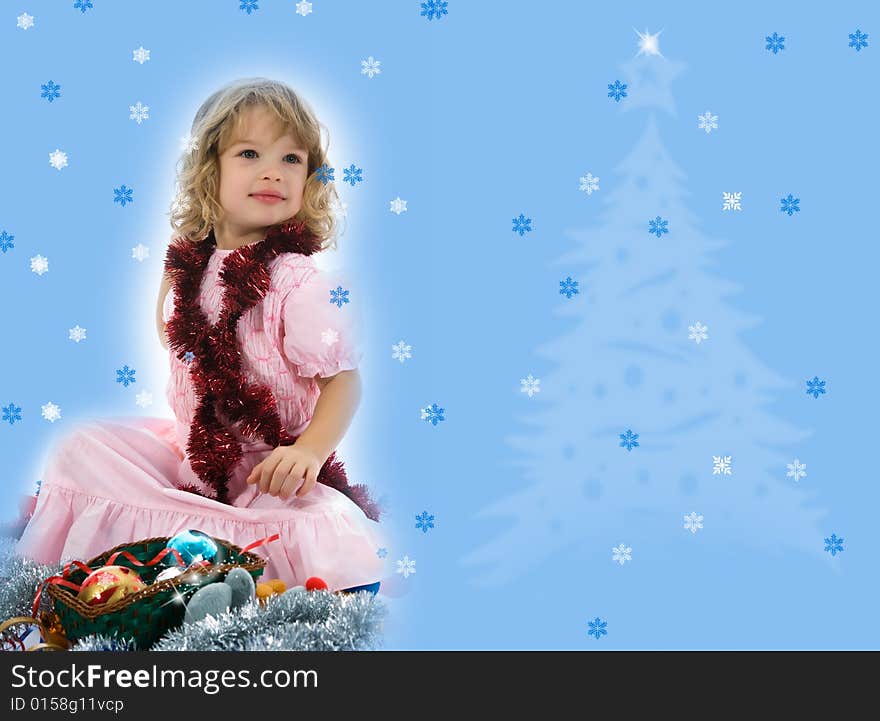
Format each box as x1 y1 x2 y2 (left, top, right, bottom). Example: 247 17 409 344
635 28 664 58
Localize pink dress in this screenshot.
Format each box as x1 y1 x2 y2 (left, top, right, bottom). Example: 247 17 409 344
16 246 387 592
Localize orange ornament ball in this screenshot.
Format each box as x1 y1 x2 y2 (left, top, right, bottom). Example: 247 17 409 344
76 565 146 607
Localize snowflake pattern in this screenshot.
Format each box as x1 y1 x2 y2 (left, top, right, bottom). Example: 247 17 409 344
68 325 87 343
648 216 669 237
376 547 387 559
361 56 381 78
421 403 445 426
587 617 608 640
116 365 136 387
135 390 153 408
74 0 93 13
559 277 579 299
766 32 785 54
239 0 259 14
607 80 627 102
786 459 807 482
389 197 407 215
806 376 826 398
41 80 61 103
17 13 35 30
579 173 600 195
2 403 22 426
315 163 334 185
30 255 49 275
329 286 349 308
511 213 532 236
0 230 14 253
183 351 196 364
41 402 61 423
698 111 718 134
612 544 632 566
132 46 150 64
722 192 742 211
396 555 416 578
420 1 448 21
129 101 149 124
780 194 800 216
849 29 869 52
49 149 68 170
320 328 339 347
520 374 540 398
688 321 708 344
295 1 313 18
392 341 412 363
619 429 639 451
713 455 732 475
114 185 134 207
684 512 704 534
415 511 435 533
131 244 149 262
824 533 844 556
342 164 363 186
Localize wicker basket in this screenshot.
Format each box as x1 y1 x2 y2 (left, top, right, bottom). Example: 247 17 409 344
47 535 266 649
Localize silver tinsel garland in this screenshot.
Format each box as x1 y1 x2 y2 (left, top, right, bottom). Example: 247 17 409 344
0 537 386 652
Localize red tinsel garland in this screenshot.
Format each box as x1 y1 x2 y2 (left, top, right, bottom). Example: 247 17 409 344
163 219 381 521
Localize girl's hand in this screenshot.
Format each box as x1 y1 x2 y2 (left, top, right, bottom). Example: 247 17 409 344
245 444 324 499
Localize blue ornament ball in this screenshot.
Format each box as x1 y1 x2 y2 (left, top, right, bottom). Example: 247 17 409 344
165 529 220 566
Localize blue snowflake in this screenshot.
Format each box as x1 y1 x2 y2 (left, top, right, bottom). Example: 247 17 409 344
587 617 608 640
116 365 136 387
420 1 448 21
315 163 335 185
0 230 14 253
824 533 844 556
73 0 93 13
806 376 826 399
342 163 363 187
849 29 868 52
41 80 61 103
183 351 195 364
607 80 627 102
376 547 388 559
2 403 22 426
34 479 42 496
780 194 800 216
648 216 669 237
619 429 639 451
329 286 350 308
511 214 532 236
559 276 579 299
766 32 785 54
113 185 134 207
422 403 445 426
239 0 259 14
415 511 435 533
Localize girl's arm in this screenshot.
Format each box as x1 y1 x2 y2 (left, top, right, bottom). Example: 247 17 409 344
295 369 362 464
156 272 171 349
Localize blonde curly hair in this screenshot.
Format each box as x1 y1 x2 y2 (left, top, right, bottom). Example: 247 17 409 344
167 77 343 252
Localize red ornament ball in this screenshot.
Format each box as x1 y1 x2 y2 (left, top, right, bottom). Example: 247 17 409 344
304 576 328 592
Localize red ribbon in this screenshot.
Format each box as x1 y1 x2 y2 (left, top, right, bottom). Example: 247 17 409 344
241 533 280 554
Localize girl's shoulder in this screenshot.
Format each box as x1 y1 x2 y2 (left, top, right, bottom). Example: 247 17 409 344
270 251 318 296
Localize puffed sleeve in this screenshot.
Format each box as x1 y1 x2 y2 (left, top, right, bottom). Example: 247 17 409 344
280 266 364 379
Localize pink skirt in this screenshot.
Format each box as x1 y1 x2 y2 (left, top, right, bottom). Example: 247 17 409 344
15 416 388 592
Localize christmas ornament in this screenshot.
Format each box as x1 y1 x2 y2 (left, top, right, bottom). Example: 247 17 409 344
305 576 328 592
154 566 184 583
164 529 219 566
163 220 381 520
76 566 146 607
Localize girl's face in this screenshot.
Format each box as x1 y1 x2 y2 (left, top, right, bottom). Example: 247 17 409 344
216 105 309 235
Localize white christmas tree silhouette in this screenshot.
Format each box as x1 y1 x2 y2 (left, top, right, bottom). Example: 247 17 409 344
460 48 830 589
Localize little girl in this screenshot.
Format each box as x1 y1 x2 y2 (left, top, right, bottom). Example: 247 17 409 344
16 78 386 595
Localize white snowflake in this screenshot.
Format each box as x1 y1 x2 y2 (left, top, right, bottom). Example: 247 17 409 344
786 458 807 482
131 244 150 262
389 197 408 215
17 13 35 30
135 390 153 408
688 321 708 344
30 254 49 275
179 133 199 153
683 512 704 534
611 543 632 565
712 455 732 475
129 101 150 124
722 192 742 211
333 198 348 219
520 374 540 398
391 340 412 363
698 111 718 134
49 149 68 170
69 325 87 343
361 56 381 78
41 402 61 423
132 46 150 64
295 1 313 17
396 554 416 578
321 328 339 347
579 172 600 195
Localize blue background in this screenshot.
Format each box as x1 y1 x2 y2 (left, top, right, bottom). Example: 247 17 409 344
1 1 877 650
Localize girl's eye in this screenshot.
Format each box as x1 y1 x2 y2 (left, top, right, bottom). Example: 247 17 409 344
239 149 301 164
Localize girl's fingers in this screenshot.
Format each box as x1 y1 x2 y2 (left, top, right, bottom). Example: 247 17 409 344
268 460 296 496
